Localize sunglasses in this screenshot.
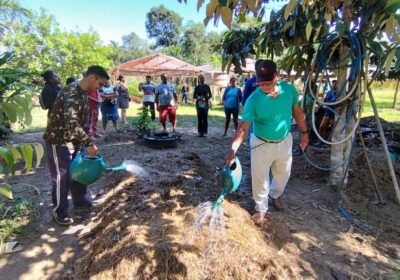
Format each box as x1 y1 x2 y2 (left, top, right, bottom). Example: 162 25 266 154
256 80 275 87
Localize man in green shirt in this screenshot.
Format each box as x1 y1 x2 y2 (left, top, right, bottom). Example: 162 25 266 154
225 59 309 225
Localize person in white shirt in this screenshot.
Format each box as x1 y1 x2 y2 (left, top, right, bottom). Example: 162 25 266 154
141 75 156 121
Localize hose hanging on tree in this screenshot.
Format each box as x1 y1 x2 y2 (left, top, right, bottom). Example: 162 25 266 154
301 31 366 169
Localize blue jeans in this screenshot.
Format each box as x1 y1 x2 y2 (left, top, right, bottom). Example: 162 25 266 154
181 92 188 104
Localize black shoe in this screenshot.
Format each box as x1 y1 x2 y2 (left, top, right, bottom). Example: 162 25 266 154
73 196 93 209
53 212 74 226
199 133 205 137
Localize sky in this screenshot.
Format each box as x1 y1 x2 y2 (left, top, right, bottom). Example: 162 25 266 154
20 0 227 44
20 0 287 44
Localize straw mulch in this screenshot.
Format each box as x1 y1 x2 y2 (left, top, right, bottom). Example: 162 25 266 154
66 152 290 280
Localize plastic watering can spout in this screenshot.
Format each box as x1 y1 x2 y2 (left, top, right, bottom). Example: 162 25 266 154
105 162 127 173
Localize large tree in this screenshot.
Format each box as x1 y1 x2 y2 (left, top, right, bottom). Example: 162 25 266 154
145 5 183 48
187 0 400 194
120 32 150 62
0 0 31 40
3 8 113 81
180 22 211 65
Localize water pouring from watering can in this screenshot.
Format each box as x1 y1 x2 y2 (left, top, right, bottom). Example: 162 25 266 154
69 152 147 185
193 157 242 232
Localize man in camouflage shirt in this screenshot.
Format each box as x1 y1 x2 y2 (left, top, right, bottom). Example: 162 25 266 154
44 65 109 226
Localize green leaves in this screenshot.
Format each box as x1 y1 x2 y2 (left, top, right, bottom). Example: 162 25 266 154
306 21 313 41
145 5 183 48
3 10 113 81
0 52 34 132
0 146 16 175
220 7 233 27
0 143 43 176
19 144 33 173
0 184 13 199
284 0 297 20
0 143 43 199
6 144 21 161
384 48 396 76
33 143 44 169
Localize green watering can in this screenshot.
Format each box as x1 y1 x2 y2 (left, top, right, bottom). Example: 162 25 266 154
69 153 127 185
213 157 242 208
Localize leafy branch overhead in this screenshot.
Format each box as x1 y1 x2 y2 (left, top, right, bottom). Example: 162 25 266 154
0 52 35 137
191 0 400 77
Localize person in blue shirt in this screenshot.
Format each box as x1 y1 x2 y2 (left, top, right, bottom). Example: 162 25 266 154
241 75 258 143
319 80 337 139
222 77 242 136
241 75 257 106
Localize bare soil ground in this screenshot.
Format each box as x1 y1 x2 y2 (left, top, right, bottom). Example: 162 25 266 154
0 121 399 279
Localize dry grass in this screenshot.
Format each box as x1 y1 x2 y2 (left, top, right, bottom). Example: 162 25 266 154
68 153 287 280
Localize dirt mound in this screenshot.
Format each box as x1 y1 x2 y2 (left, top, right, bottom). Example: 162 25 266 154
65 152 295 280
3 128 398 279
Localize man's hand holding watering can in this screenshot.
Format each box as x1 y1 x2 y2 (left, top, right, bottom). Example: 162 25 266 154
87 144 98 156
224 122 251 166
225 149 236 167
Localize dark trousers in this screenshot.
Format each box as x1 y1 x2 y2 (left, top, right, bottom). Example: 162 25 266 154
45 142 87 216
196 107 209 134
143 101 155 121
181 92 188 104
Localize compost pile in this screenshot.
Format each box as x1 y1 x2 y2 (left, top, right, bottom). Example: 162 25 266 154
65 152 291 280
59 123 400 279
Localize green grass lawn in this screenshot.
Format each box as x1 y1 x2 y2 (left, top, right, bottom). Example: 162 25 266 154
362 87 399 122
15 103 228 133
15 83 399 134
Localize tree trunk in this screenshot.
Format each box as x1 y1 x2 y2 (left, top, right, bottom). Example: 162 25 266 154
329 0 354 187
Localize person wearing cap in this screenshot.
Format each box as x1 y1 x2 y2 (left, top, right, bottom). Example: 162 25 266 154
222 77 242 136
225 59 309 225
43 65 109 226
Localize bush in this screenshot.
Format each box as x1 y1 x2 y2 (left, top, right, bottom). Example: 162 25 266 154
132 106 156 138
126 77 143 98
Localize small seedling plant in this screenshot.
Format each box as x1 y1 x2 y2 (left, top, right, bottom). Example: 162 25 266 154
132 106 157 138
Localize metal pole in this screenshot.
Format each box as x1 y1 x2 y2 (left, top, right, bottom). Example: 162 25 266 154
367 87 400 204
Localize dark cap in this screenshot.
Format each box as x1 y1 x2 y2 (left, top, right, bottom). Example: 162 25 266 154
255 59 277 83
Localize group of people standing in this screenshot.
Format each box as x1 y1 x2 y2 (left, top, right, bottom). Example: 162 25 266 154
139 73 244 138
40 60 319 227
87 75 130 138
138 73 213 136
41 71 131 140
